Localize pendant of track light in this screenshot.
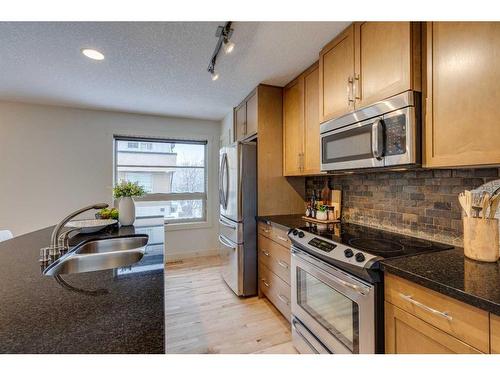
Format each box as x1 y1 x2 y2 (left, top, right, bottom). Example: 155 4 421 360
207 22 234 81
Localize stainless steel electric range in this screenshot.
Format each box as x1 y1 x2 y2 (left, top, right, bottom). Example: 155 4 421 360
288 222 453 354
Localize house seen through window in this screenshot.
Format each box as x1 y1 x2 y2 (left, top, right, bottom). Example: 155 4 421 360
114 137 207 223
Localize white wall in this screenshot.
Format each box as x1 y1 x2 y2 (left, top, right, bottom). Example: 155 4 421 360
0 101 221 259
220 111 234 147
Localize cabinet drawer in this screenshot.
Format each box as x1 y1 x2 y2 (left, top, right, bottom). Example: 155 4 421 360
257 222 291 247
491 314 500 354
258 234 291 285
385 273 489 353
259 262 291 321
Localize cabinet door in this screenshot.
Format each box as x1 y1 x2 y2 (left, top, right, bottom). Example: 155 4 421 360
303 65 321 174
245 93 258 137
425 22 500 167
355 22 418 108
235 103 246 141
385 303 482 354
319 25 355 123
283 78 304 176
492 314 500 354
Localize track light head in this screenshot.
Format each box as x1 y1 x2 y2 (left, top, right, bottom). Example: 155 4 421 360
223 38 235 54
210 69 219 81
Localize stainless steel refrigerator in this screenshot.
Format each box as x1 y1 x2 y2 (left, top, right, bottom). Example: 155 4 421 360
218 142 257 297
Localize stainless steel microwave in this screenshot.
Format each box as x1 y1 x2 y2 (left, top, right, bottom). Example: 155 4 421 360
320 91 421 172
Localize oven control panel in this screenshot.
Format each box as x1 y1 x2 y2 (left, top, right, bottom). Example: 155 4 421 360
289 229 380 269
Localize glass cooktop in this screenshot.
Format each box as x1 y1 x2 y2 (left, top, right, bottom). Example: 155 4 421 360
298 222 454 259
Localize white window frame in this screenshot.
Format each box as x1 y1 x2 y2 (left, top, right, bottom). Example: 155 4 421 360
114 136 208 226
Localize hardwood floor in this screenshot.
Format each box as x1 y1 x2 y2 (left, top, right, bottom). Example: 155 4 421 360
165 255 297 354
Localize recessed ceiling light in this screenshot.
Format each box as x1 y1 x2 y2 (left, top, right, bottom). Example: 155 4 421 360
81 48 105 61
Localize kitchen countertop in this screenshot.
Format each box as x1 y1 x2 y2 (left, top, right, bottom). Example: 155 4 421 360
0 217 165 353
382 248 500 316
258 215 500 316
257 214 306 230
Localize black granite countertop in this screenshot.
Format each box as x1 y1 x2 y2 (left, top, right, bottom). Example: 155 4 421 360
257 214 306 230
382 248 500 316
0 218 165 353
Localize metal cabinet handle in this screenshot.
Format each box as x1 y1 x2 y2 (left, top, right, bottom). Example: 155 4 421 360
277 260 289 269
354 74 361 100
261 278 270 288
278 294 290 305
399 293 453 321
276 235 288 243
261 249 270 257
347 76 355 105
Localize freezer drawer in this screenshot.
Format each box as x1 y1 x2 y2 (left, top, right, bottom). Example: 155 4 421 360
219 216 243 244
219 234 257 297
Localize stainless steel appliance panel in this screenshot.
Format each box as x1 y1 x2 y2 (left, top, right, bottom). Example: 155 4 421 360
219 145 239 222
291 248 376 354
219 234 243 295
292 317 331 354
219 215 243 244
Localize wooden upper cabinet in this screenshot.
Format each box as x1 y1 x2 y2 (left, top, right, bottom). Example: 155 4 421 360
319 22 420 123
355 22 421 108
425 22 500 168
283 78 304 176
283 63 321 176
303 65 321 174
235 103 247 142
319 25 355 123
246 93 258 137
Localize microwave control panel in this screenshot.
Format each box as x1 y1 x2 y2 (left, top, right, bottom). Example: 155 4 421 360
384 113 406 156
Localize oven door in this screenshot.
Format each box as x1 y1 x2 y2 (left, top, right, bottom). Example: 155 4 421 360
291 247 376 354
320 117 384 171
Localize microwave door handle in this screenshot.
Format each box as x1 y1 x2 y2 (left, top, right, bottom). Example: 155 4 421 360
371 119 384 160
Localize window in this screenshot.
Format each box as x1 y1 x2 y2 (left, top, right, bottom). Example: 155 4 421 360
114 136 208 224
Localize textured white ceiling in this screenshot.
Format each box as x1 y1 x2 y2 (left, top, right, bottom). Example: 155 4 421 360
0 22 349 120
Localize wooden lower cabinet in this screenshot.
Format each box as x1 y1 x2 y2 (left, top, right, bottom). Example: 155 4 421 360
258 230 292 322
385 273 491 354
491 314 500 354
385 302 482 354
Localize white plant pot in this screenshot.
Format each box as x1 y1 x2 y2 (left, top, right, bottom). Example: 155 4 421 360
118 197 136 226
316 211 328 221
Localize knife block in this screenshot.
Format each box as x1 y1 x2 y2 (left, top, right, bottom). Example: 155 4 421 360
463 217 499 262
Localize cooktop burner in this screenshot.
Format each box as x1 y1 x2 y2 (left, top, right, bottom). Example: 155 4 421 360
348 238 404 255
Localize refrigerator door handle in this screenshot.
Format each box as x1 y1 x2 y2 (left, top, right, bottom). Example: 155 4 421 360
218 153 224 205
218 234 237 250
223 152 229 210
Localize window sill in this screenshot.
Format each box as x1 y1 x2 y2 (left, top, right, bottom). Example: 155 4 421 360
164 220 212 231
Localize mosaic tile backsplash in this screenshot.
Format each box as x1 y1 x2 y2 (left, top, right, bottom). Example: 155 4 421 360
306 168 500 246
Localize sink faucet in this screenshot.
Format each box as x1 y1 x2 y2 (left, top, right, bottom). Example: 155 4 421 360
43 203 109 259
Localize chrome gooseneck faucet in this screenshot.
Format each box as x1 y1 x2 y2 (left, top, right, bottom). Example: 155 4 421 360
40 203 109 261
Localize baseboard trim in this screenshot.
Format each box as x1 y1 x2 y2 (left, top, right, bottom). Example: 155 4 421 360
165 248 219 263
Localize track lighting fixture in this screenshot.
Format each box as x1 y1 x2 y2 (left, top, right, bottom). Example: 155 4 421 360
207 22 234 81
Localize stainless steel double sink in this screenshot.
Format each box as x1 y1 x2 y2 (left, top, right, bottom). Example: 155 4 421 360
43 235 148 276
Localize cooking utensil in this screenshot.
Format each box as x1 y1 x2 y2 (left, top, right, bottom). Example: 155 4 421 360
458 193 470 217
481 192 491 219
464 190 473 218
489 193 500 219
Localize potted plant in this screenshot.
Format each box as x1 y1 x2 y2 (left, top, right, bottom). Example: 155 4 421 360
113 180 147 226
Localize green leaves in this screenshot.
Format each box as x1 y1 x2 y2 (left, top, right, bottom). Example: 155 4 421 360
113 180 147 199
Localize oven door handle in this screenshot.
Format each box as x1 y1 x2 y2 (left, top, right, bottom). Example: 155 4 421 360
292 249 371 296
371 119 384 160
